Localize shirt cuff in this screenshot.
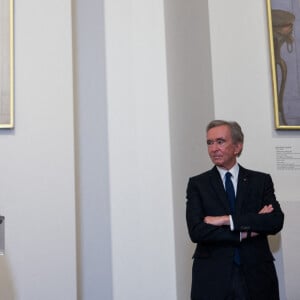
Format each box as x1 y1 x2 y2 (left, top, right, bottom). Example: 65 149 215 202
229 215 234 231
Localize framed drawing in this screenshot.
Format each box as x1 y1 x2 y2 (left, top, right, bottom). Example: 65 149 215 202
0 0 14 129
267 0 300 129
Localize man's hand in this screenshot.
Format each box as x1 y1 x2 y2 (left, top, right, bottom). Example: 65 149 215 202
204 215 230 226
241 231 259 239
259 204 274 214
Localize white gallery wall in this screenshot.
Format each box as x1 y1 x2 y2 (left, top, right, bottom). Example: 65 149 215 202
0 0 77 299
0 0 298 299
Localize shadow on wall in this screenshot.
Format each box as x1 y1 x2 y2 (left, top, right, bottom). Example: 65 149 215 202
268 233 286 300
0 256 16 299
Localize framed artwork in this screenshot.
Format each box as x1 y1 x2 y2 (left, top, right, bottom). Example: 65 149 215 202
267 0 300 129
0 0 14 129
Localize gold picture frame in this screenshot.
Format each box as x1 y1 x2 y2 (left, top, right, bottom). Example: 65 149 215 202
0 0 14 129
267 0 300 129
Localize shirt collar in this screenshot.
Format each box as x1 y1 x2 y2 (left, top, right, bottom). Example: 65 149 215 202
217 163 239 180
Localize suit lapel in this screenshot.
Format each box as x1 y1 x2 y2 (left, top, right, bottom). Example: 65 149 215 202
236 165 250 212
209 166 231 213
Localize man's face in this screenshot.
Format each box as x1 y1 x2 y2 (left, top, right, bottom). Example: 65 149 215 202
206 125 242 170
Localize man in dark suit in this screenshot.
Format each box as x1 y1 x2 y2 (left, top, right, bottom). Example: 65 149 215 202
186 120 284 300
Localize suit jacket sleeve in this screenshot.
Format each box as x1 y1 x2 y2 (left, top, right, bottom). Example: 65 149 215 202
186 172 240 245
232 172 284 235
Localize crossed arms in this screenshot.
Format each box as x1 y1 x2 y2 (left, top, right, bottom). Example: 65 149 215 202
204 204 274 240
186 172 284 244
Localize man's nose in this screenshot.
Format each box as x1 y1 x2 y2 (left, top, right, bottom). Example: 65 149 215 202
209 143 219 151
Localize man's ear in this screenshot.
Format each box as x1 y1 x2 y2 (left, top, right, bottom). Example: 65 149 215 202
234 143 243 156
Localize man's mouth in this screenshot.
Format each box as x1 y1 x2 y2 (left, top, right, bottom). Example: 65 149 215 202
213 156 222 159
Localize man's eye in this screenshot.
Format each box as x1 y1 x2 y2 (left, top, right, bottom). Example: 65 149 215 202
217 139 225 145
207 140 213 145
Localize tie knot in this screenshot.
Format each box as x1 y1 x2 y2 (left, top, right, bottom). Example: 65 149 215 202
225 172 232 180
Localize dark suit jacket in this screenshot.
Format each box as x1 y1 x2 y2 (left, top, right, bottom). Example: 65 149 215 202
186 165 284 300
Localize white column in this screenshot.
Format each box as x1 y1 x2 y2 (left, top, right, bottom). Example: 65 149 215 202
104 0 177 299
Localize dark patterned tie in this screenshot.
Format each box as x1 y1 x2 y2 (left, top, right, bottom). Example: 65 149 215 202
225 172 240 265
225 172 235 213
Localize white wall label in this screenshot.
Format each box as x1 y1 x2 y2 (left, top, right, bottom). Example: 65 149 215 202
276 146 300 171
